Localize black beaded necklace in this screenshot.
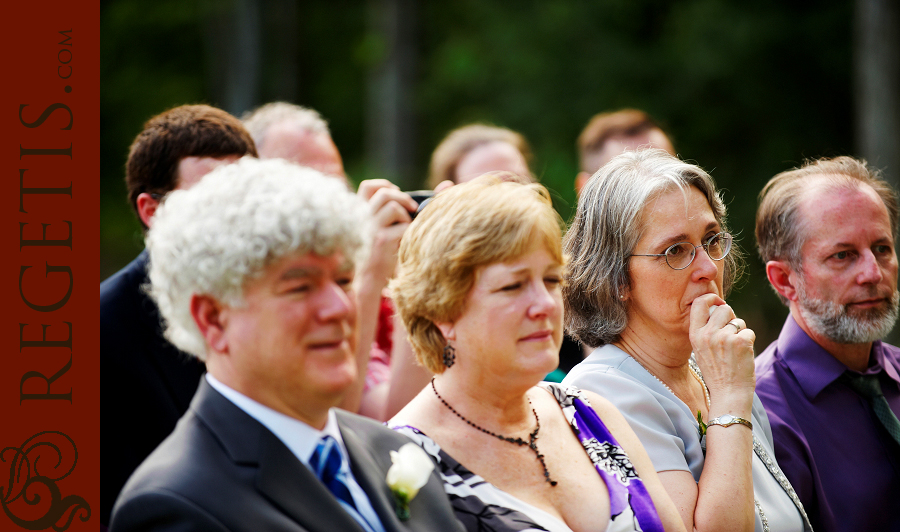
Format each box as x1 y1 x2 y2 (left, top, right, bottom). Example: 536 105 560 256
430 378 557 486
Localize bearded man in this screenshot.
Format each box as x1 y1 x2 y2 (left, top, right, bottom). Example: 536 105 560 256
755 156 900 532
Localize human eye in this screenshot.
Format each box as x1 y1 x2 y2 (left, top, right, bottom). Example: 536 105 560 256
501 282 523 292
336 275 355 291
544 276 562 287
285 282 312 294
666 243 689 258
831 250 852 260
875 244 893 255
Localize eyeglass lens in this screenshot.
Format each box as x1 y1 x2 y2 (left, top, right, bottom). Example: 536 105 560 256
666 232 732 269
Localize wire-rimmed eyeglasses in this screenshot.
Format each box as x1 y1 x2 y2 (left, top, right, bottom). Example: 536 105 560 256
630 232 733 270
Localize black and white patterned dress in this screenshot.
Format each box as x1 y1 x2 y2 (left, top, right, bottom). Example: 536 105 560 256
390 383 664 532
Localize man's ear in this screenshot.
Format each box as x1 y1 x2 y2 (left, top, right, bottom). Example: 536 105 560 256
575 172 590 194
191 294 229 353
766 260 799 302
136 192 161 228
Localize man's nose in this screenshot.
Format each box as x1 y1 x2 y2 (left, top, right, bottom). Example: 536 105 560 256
857 249 885 285
318 282 354 320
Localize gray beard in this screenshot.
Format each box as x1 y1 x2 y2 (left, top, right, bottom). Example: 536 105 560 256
796 283 900 344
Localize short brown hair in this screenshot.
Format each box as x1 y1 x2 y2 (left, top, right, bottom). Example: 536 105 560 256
427 124 533 188
756 156 899 270
125 104 257 227
577 109 670 173
391 174 564 373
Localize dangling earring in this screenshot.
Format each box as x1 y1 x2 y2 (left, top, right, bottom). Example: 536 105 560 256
442 345 456 368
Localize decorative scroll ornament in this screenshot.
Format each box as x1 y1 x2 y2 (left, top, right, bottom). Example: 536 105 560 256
1 431 90 531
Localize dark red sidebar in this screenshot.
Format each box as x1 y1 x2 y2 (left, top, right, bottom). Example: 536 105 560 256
0 2 100 531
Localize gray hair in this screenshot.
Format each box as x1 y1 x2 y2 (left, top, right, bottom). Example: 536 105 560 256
563 148 742 347
146 157 371 360
241 102 330 152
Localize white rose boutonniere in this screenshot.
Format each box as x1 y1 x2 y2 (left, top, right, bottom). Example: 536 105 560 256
386 443 435 520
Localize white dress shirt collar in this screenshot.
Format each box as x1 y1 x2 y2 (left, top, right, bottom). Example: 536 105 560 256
205 373 346 465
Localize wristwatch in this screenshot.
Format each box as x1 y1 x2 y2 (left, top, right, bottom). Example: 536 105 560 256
706 414 752 430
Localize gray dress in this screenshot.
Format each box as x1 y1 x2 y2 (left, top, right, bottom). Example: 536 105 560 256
562 344 812 532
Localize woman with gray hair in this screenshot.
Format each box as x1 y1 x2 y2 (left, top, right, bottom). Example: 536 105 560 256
562 149 811 532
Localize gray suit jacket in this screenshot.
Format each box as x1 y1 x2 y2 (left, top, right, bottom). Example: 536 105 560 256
110 379 466 532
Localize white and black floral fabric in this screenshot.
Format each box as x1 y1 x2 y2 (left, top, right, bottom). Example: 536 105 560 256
390 383 664 532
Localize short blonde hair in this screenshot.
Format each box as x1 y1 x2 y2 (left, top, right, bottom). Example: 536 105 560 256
391 174 564 373
427 124 533 188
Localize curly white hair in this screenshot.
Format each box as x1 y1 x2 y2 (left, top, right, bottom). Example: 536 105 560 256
146 157 371 360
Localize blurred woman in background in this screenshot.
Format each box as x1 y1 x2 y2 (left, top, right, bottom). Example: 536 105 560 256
427 124 534 188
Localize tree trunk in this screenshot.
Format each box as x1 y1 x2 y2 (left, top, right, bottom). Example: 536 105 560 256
854 0 900 187
264 0 299 102
203 0 262 116
365 0 417 188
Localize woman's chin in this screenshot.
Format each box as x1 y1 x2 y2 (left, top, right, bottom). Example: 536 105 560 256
515 348 560 381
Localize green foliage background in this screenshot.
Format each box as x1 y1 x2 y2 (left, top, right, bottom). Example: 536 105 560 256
101 0 855 347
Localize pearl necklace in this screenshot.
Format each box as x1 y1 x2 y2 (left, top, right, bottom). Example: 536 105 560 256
430 378 557 486
631 356 711 413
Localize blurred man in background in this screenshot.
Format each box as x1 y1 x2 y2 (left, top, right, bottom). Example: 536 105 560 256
243 102 348 184
100 104 256 528
575 108 675 194
755 156 900 532
243 102 416 420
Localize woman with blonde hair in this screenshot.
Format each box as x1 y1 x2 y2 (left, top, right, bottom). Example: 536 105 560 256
388 174 685 532
383 124 535 418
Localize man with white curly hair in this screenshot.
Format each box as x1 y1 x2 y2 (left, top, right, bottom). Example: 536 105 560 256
244 101 420 420
109 158 464 532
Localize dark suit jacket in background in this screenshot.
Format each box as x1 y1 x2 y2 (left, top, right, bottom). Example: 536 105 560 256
100 250 206 526
110 380 466 532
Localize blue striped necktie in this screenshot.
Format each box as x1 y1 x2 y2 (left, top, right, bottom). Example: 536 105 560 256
309 435 357 509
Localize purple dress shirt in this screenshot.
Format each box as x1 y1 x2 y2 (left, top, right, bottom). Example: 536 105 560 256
755 315 900 532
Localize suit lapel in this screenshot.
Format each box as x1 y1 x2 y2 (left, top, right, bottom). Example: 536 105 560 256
256 434 366 532
339 416 403 532
193 381 365 532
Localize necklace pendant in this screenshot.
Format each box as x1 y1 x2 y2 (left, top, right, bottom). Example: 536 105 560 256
430 378 558 488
